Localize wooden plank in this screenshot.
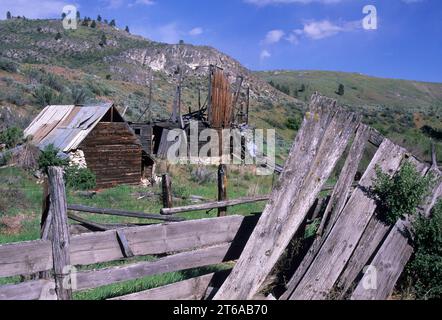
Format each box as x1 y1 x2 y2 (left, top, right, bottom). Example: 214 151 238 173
317 124 371 236
69 215 253 266
115 229 134 258
74 243 234 291
110 273 218 300
160 196 270 215
68 212 109 231
48 167 72 300
68 204 185 222
336 158 429 297
289 140 405 300
162 174 173 209
281 123 371 299
214 94 360 300
350 170 442 300
0 279 57 300
0 240 53 278
218 165 228 217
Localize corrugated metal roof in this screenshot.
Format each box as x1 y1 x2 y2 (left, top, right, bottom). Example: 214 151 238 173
24 103 114 152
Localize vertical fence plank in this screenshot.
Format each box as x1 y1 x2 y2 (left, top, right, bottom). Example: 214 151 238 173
48 167 72 300
162 174 173 209
218 165 228 217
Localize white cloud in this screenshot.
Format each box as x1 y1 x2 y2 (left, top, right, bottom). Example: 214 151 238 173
132 0 155 6
105 0 125 9
245 0 342 6
0 0 71 19
262 29 285 45
287 19 360 41
260 49 271 61
189 27 203 36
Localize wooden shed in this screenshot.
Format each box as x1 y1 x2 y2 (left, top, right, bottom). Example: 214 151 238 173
24 103 143 189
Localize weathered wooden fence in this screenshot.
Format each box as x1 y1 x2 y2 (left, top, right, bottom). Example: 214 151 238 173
213 93 441 300
1 93 440 300
0 167 259 300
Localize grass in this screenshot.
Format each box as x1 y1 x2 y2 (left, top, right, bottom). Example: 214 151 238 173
0 164 274 300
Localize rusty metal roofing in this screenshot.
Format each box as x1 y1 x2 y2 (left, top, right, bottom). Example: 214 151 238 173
24 103 114 152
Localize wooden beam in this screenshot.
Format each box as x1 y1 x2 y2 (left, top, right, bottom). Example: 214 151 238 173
0 240 53 278
214 94 360 300
48 166 72 300
289 140 406 300
281 123 371 299
162 174 173 209
68 212 109 231
0 279 57 300
74 243 234 291
160 196 270 215
68 204 184 222
218 165 228 217
109 272 223 300
69 215 255 266
115 229 134 258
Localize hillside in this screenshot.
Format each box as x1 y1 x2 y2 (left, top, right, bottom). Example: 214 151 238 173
0 18 302 160
0 18 441 162
257 70 442 161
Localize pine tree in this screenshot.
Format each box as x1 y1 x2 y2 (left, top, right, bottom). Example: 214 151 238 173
55 32 62 41
6 11 12 20
336 84 345 96
76 11 80 20
109 19 116 27
90 20 97 28
97 15 102 22
125 26 130 33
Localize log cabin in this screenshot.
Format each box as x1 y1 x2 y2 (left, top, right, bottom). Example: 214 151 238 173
24 103 146 189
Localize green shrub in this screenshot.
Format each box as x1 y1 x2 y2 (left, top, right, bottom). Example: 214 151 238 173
33 85 57 107
286 116 301 131
372 161 434 225
406 200 442 299
38 144 69 173
0 127 23 149
0 58 18 73
65 166 96 190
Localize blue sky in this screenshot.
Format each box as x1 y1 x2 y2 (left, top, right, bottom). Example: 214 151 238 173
1 0 441 82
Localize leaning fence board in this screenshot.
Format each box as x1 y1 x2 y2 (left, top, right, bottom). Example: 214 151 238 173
0 279 57 300
161 196 270 215
336 158 428 296
281 123 370 299
74 243 233 291
214 94 360 300
68 204 184 222
351 171 442 300
69 215 251 266
0 240 53 278
48 167 72 300
289 140 405 300
110 273 217 300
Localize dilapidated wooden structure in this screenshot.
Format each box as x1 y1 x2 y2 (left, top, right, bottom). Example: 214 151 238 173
130 65 250 161
24 103 143 188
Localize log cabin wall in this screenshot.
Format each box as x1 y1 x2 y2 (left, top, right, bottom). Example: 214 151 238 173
80 122 142 189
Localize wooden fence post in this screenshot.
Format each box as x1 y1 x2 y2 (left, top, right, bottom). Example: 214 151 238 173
218 164 227 217
162 174 173 209
48 166 72 300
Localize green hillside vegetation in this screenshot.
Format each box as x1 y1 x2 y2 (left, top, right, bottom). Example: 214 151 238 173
257 70 442 162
